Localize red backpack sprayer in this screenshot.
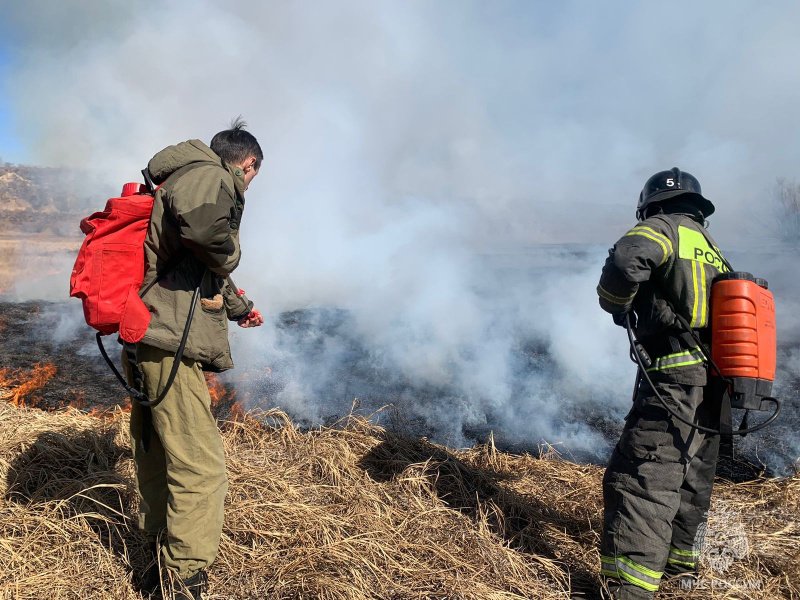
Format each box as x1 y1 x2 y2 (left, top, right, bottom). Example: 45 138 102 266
69 171 201 408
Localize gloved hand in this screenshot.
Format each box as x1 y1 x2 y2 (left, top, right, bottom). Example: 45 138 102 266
612 310 636 329
237 309 265 328
651 298 678 329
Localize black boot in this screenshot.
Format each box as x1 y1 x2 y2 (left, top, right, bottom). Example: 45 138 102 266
604 580 655 599
663 566 699 592
136 542 162 598
174 570 207 600
664 558 699 591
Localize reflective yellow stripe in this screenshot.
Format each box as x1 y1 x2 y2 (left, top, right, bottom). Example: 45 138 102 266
624 227 673 266
670 547 699 557
597 284 635 306
631 226 674 254
667 557 697 567
600 555 622 580
617 571 660 592
600 556 616 577
617 557 662 579
646 348 705 372
600 555 663 592
699 262 708 327
626 229 669 256
690 261 701 327
652 358 704 370
600 569 618 577
668 546 699 567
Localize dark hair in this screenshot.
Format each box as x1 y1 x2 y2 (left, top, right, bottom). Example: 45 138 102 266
210 116 263 170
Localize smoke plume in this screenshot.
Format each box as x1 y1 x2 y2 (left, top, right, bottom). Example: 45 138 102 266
2 1 800 468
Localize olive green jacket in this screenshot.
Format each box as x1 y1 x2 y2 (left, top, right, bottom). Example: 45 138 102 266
139 139 253 372
597 213 728 385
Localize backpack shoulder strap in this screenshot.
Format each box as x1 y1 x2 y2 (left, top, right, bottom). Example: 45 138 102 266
139 160 220 295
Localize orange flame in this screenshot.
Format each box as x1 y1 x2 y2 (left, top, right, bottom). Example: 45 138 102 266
0 362 57 407
204 373 246 420
205 373 230 407
69 390 87 411
229 401 247 421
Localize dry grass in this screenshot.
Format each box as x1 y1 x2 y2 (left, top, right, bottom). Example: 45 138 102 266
0 402 798 599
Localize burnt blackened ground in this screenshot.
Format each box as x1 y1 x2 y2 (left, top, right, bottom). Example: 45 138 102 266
1 300 798 477
232 307 800 478
0 300 122 409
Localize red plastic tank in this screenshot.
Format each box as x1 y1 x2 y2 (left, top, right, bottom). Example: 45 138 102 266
710 272 776 410
69 183 154 342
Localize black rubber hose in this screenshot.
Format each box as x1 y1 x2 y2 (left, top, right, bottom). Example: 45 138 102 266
96 285 201 408
624 313 781 436
137 284 200 407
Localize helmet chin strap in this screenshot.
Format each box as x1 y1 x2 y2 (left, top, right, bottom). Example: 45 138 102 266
639 201 706 224
639 205 664 221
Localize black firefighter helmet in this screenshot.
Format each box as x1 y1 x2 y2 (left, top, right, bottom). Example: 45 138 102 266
636 167 715 220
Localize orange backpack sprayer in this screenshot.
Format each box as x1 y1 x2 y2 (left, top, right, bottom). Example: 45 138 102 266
627 271 781 437
711 272 777 413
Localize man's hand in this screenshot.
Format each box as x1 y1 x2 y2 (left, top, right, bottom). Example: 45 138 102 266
237 309 264 328
612 310 636 329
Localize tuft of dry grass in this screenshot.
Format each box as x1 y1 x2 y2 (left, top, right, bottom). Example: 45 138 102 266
0 402 798 599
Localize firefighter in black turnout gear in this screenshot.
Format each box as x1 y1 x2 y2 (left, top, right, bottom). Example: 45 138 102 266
596 168 727 599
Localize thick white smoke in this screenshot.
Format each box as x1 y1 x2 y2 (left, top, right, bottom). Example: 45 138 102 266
2 1 800 466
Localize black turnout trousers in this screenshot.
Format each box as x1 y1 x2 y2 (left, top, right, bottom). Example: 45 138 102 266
600 379 721 599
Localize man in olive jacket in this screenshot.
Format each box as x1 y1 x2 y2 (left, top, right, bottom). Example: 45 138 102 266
127 120 264 599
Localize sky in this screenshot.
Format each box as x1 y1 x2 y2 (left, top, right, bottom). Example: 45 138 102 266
2 2 800 244
2 1 799 464
0 44 24 164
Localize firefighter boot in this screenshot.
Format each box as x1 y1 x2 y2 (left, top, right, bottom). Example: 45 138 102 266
663 559 699 592
605 580 654 600
137 541 162 598
174 570 208 600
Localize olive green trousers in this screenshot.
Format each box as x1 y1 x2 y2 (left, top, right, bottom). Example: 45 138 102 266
124 344 228 579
